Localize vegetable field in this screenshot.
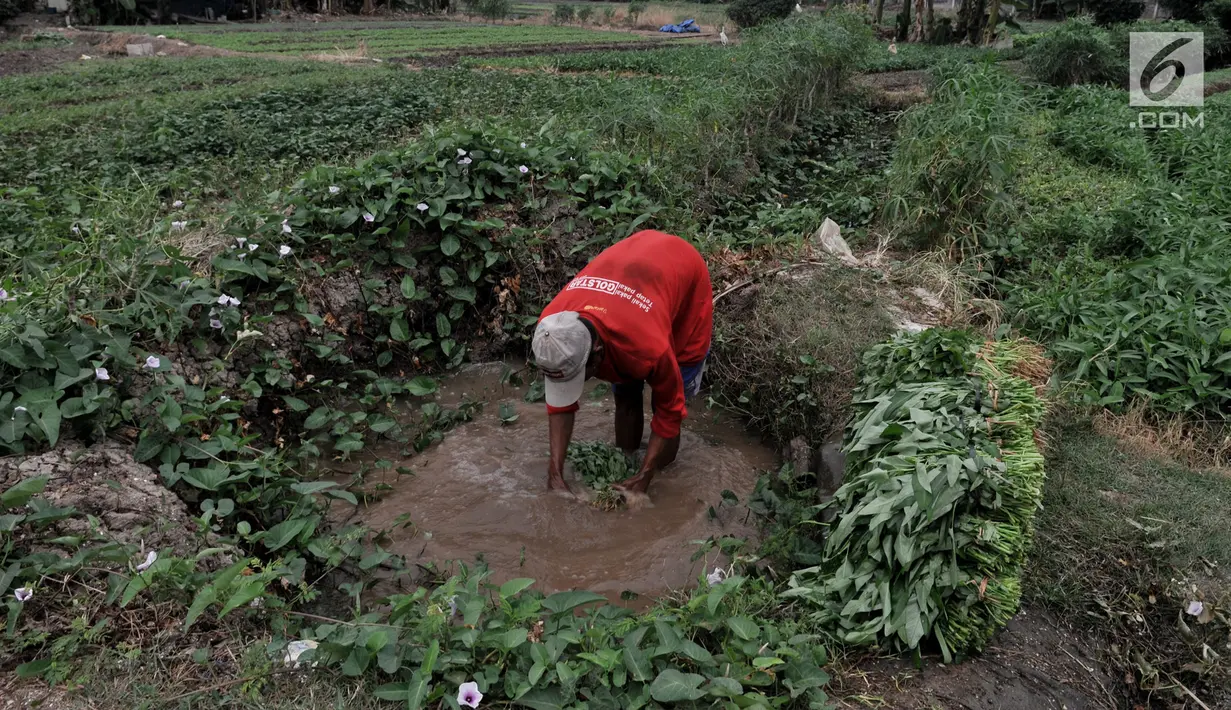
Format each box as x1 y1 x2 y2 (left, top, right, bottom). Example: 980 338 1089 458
1 7 1229 710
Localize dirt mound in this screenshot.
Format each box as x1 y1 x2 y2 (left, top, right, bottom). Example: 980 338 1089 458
835 607 1118 710
0 440 204 556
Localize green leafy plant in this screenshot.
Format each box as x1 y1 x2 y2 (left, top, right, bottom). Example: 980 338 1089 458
1025 17 1119 87
567 440 635 509
787 332 1049 660
728 0 793 29
554 2 576 23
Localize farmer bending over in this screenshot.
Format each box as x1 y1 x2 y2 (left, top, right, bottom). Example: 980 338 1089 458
532 230 713 496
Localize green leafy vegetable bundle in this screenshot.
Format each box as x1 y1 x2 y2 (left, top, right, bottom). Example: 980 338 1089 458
786 329 1050 660
567 441 636 510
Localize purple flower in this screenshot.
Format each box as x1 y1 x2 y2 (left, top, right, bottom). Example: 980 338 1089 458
95 367 110 381
519 165 529 174
279 245 293 258
363 212 375 223
172 200 184 208
217 294 240 308
706 568 726 585
210 318 223 329
136 550 157 572
171 221 187 232
177 278 191 290
247 243 258 252
14 587 32 603
447 595 459 617
71 224 81 235
1187 600 1204 616
0 288 11 302
416 203 429 212
457 681 482 709
144 355 161 369
328 185 341 195
282 220 292 234
458 157 472 166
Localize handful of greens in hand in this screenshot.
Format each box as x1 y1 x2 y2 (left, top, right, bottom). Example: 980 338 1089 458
567 441 636 510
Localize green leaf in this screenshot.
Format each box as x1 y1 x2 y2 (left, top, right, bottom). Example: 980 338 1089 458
290 482 337 495
282 395 310 412
184 586 218 631
400 275 417 300
622 645 652 682
436 313 451 338
440 234 461 256
447 285 477 304
500 578 536 598
261 518 308 551
726 616 760 641
649 669 707 702
407 376 438 396
390 317 410 342
516 687 569 710
219 580 266 617
501 627 528 650
1 477 46 510
303 407 332 430
373 682 410 701
542 590 606 615
704 677 743 698
16 659 52 678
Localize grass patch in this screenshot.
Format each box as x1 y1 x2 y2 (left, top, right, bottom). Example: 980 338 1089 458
708 261 895 447
1028 415 1231 705
150 23 650 58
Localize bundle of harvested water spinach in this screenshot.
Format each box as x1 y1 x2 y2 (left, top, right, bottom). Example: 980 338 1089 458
786 329 1050 660
567 441 636 510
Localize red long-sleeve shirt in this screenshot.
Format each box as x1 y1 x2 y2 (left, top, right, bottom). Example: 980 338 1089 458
538 231 713 438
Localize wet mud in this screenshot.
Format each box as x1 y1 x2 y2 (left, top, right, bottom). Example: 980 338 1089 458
352 363 776 604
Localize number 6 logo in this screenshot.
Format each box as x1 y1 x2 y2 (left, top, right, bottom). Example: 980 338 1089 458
1141 37 1193 102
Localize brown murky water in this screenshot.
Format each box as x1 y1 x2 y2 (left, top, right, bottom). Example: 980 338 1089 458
354 363 777 604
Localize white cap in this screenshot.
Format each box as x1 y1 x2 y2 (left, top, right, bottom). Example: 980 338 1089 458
532 311 592 407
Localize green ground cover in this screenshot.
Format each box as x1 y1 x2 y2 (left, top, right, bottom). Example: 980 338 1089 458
1 11 1229 709
151 22 650 57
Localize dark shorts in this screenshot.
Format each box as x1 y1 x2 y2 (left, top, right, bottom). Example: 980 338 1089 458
612 348 709 400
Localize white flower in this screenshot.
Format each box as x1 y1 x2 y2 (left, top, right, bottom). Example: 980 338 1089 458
416 203 429 212
172 200 184 208
328 185 340 195
217 294 240 307
247 243 258 252
14 587 32 603
458 157 472 166
171 221 187 232
520 142 526 148
71 224 81 235
363 212 375 223
210 318 223 329
519 165 529 174
144 355 161 369
706 568 726 585
457 148 467 157
14 406 27 413
219 396 230 403
1187 600 1204 616
279 245 293 258
136 550 157 572
236 237 247 247
282 220 292 234
95 367 110 381
457 681 483 709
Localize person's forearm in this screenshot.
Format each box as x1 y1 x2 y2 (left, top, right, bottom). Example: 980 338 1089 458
638 431 679 474
548 411 575 486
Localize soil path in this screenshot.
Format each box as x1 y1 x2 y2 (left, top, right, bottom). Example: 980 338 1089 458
834 607 1118 710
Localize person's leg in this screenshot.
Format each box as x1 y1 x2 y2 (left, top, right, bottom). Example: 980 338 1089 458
611 381 645 453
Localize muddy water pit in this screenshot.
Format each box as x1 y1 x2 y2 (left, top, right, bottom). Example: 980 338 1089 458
353 363 776 605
